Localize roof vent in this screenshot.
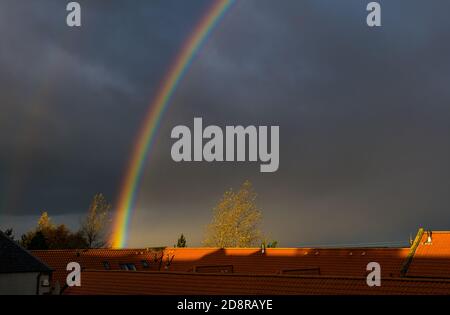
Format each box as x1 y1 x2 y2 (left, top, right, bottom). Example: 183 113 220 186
315 251 319 255
349 252 353 256
361 252 366 256
425 230 433 245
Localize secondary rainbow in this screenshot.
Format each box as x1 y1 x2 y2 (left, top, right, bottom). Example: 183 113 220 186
111 0 235 248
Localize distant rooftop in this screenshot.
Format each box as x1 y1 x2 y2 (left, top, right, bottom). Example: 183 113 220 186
30 229 450 295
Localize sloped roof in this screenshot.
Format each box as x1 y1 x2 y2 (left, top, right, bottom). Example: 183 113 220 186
165 247 409 277
64 270 450 295
0 231 52 273
29 230 450 294
32 248 160 285
32 246 409 287
407 231 450 278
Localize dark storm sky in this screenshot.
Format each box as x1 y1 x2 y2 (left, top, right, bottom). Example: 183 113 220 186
1 0 450 247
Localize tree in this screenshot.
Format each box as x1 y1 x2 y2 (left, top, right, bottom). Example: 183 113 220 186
177 234 187 247
46 224 88 249
27 231 49 250
21 231 35 249
67 231 89 249
80 193 112 248
37 211 54 232
21 212 54 249
21 212 89 250
203 180 262 248
2 228 15 241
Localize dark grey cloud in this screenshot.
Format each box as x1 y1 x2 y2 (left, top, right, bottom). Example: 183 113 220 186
0 0 210 218
1 0 450 247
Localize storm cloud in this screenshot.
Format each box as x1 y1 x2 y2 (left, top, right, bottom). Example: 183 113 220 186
1 0 450 247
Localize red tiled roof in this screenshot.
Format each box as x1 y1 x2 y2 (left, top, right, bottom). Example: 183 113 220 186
166 247 409 277
30 230 450 294
407 231 450 278
64 270 450 295
32 248 163 286
32 246 409 287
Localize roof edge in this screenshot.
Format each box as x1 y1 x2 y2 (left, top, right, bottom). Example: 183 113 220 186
76 268 450 284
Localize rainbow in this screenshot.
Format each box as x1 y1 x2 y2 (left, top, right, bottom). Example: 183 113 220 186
111 0 235 248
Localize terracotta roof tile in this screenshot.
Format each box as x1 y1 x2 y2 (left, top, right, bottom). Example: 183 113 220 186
165 247 409 277
32 246 409 287
407 231 450 278
30 231 450 294
31 248 162 286
64 270 450 295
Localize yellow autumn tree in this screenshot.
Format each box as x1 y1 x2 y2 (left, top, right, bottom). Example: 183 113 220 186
203 180 262 248
21 211 88 249
37 211 54 232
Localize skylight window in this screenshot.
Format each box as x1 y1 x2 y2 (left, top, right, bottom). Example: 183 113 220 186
103 261 110 270
120 263 137 271
119 264 128 270
127 263 137 271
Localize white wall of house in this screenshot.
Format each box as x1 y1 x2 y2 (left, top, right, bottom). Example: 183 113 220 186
0 272 51 295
